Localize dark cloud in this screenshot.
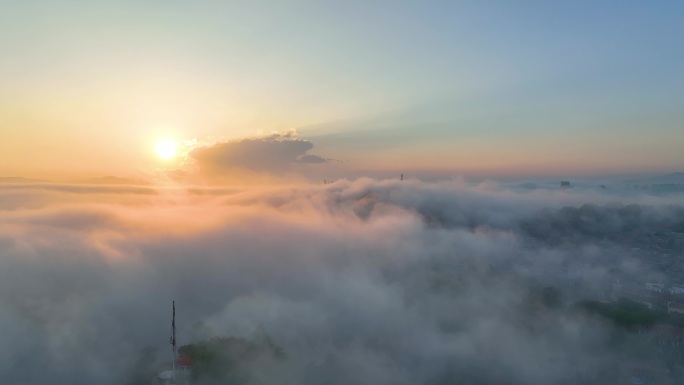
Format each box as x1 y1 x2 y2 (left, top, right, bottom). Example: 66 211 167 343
190 131 327 176
0 180 683 384
298 154 328 164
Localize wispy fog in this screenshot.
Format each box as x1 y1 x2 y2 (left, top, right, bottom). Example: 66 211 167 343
1 179 683 384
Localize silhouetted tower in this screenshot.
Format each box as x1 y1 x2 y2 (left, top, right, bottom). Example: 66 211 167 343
401 173 404 181
170 301 177 381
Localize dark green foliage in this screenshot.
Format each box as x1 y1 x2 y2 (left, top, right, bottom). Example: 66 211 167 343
576 299 667 329
178 335 286 383
540 286 562 308
521 204 684 244
525 286 563 312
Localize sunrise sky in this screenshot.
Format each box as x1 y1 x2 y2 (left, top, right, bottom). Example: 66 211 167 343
4 3 684 383
1 1 683 181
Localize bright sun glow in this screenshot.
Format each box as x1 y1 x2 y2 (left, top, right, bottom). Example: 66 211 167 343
156 139 178 160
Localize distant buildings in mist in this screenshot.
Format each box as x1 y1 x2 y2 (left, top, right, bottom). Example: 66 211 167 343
324 174 404 185
622 172 684 194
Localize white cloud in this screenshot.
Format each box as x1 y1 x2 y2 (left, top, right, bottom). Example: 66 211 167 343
0 179 682 384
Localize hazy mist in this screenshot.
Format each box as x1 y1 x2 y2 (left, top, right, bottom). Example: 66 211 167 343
1 179 683 384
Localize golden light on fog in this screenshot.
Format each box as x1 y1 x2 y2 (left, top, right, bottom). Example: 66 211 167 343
155 139 178 160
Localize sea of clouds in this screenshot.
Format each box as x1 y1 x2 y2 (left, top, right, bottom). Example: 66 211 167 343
1 178 683 384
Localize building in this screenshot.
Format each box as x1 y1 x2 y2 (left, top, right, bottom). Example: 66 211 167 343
652 324 684 347
645 283 665 293
668 301 684 314
669 284 684 295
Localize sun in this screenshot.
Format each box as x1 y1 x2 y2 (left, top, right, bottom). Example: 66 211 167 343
156 139 179 160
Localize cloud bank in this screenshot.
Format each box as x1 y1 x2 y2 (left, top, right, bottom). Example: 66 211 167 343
1 179 683 384
190 131 328 181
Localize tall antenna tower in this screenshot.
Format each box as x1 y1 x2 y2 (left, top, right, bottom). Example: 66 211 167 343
171 301 177 382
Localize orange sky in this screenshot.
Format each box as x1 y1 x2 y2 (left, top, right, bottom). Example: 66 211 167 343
2 1 683 181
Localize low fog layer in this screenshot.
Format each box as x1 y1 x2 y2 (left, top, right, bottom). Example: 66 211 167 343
1 179 683 384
